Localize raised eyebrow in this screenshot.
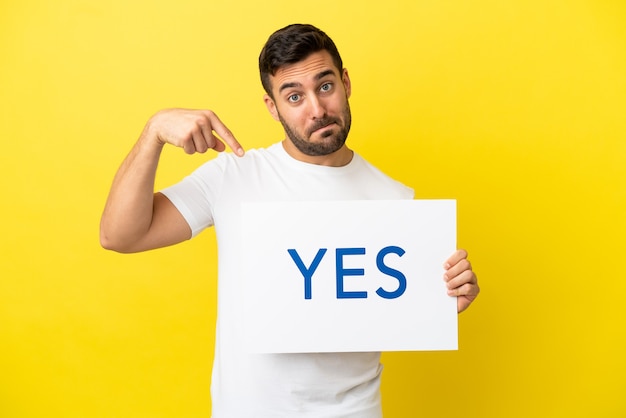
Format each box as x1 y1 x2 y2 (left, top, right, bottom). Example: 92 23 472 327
279 81 301 94
315 69 336 81
278 69 338 93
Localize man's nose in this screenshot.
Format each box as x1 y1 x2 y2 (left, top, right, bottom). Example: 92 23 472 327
308 95 326 119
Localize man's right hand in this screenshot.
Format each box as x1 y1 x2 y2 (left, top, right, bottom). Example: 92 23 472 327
146 108 245 156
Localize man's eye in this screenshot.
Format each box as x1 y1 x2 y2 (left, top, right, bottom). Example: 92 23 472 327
288 94 301 103
320 83 332 92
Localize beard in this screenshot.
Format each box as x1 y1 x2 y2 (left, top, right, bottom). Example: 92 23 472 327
278 101 352 157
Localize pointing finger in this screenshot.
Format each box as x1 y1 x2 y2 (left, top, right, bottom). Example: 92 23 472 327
203 110 245 156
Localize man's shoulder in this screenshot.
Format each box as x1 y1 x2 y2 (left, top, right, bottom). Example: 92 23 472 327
351 153 414 198
199 142 282 170
222 142 281 161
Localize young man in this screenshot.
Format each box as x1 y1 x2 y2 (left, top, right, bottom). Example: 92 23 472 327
101 24 479 417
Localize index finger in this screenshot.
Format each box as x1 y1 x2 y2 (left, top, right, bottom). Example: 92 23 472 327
204 110 245 157
443 249 469 269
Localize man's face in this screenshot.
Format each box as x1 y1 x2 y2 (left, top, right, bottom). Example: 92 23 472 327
264 50 352 157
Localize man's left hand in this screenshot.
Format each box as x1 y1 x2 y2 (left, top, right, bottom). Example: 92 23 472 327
443 249 480 313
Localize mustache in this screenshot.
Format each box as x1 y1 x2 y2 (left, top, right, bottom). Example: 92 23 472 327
306 117 340 136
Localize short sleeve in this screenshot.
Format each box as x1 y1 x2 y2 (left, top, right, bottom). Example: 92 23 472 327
160 154 227 237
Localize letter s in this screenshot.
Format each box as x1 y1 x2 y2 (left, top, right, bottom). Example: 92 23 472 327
375 246 407 299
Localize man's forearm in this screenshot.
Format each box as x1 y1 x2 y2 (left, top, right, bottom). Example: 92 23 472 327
100 127 164 251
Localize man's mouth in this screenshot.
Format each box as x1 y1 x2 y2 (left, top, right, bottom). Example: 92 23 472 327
309 119 338 135
315 123 334 132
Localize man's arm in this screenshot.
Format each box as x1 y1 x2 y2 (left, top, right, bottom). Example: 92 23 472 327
100 108 244 253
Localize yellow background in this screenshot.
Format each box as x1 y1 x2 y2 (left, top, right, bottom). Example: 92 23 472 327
1 0 625 416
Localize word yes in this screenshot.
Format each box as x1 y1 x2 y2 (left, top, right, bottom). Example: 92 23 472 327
287 246 407 300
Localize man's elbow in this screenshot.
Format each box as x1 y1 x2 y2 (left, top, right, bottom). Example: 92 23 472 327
100 235 124 253
99 228 135 254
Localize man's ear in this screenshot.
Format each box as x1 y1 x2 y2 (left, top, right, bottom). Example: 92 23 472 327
264 94 280 121
342 68 352 99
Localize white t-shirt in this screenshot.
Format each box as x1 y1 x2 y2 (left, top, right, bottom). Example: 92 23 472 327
162 142 414 417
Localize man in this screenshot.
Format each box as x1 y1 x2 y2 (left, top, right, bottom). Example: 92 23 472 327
101 24 479 417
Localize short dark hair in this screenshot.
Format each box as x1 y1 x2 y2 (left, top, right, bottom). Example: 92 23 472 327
259 24 344 97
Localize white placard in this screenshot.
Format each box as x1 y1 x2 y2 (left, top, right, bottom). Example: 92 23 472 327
241 199 457 353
